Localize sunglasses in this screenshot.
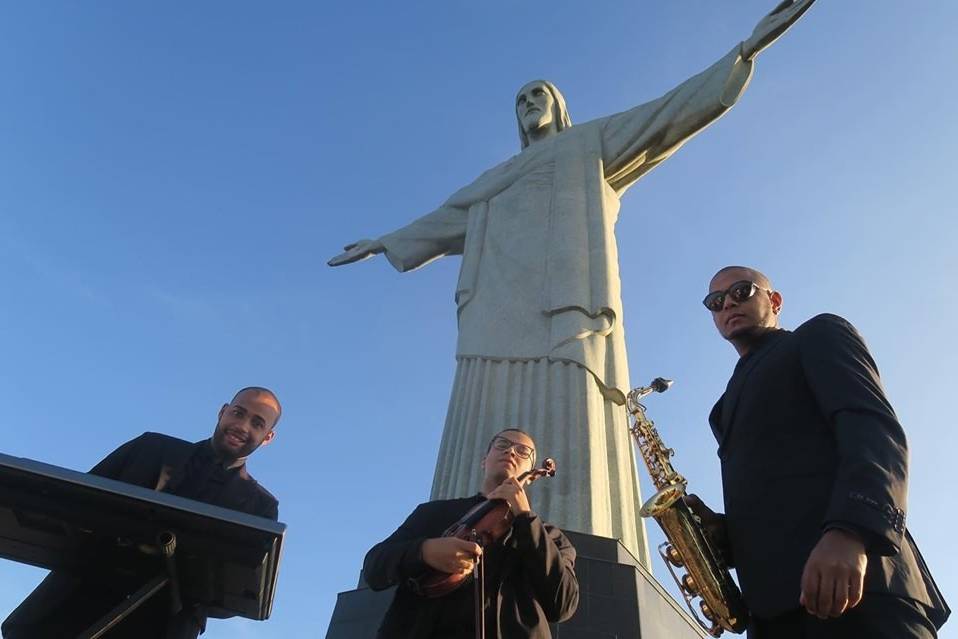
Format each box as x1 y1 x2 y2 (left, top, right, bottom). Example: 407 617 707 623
702 280 770 312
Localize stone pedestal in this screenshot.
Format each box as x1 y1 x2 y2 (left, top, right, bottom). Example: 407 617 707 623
326 531 707 638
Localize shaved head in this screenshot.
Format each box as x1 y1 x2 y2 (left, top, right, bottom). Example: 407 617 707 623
710 265 772 290
231 386 282 427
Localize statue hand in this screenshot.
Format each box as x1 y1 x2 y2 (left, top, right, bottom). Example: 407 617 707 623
742 0 817 61
327 239 385 267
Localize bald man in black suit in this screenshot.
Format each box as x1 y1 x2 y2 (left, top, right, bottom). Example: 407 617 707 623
688 267 949 638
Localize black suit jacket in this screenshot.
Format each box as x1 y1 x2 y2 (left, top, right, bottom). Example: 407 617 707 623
2 432 278 639
364 496 579 639
709 314 948 625
89 432 278 519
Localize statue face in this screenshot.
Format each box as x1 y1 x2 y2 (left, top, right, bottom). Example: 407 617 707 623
516 81 556 136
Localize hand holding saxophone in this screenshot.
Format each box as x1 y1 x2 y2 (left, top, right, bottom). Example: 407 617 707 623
683 495 731 561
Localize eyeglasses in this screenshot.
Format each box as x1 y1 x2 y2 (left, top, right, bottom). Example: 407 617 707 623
490 436 535 460
702 280 770 312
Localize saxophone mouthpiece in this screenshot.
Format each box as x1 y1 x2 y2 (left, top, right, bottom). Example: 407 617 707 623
651 378 673 393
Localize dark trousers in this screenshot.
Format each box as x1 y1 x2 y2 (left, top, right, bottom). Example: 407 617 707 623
748 594 939 639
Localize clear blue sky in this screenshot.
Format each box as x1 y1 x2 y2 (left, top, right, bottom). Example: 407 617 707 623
1 2 956 637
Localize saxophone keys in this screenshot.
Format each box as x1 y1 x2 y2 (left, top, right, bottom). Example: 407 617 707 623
665 545 684 567
699 601 715 622
680 573 698 596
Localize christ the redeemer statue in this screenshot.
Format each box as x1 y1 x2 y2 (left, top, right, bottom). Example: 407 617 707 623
330 0 816 565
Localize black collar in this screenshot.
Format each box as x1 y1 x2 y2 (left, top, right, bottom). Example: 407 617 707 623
198 438 247 471
735 328 787 372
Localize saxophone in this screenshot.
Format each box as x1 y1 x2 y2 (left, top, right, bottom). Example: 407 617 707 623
627 378 747 637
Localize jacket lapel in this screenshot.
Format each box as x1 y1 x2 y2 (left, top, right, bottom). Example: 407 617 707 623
220 466 256 513
154 438 258 512
158 439 202 495
717 332 788 448
708 396 725 445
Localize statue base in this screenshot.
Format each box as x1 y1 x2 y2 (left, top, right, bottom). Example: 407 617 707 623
325 530 708 638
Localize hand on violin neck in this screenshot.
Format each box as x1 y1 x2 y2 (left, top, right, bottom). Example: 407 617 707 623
421 537 482 575
485 477 532 516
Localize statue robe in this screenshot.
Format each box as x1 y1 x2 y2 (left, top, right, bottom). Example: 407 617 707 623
379 46 753 564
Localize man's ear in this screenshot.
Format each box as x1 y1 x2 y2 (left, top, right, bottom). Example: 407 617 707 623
261 429 276 446
218 403 229 420
770 290 783 315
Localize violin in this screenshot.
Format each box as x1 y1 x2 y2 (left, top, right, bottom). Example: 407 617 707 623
415 457 556 598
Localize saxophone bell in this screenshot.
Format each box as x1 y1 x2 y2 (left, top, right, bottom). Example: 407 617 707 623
639 484 686 518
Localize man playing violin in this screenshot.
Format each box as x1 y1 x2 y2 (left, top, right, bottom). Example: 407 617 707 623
363 428 579 639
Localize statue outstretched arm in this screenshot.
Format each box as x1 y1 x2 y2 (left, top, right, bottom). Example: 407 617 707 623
327 204 469 273
600 46 754 193
600 0 816 193
742 0 817 61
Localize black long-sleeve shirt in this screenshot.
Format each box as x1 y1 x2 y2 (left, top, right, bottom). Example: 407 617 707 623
364 494 579 639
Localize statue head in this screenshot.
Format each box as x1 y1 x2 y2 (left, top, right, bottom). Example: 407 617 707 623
516 80 572 148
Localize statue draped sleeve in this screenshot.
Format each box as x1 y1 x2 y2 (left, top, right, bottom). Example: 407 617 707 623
377 204 468 273
601 44 753 194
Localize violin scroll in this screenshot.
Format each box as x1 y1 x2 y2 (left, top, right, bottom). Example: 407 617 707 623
518 457 556 485
539 458 556 477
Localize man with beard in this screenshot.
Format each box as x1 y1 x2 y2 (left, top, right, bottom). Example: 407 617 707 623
688 266 949 638
363 428 578 639
2 386 281 639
